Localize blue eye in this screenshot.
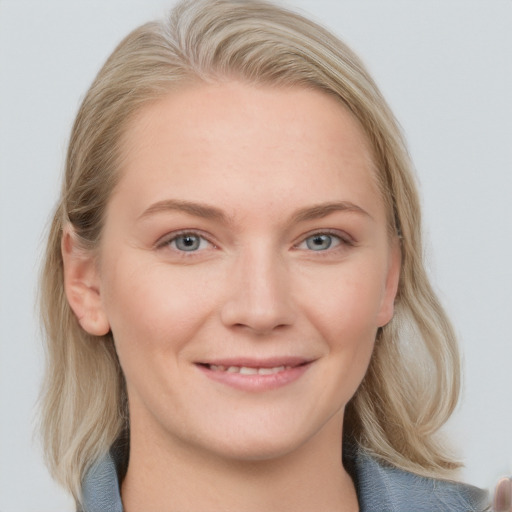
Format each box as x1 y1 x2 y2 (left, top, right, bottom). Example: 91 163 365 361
306 234 334 251
169 234 209 252
300 233 342 251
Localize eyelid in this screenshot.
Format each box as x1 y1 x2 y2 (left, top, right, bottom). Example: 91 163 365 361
155 229 216 251
154 228 354 253
294 229 355 248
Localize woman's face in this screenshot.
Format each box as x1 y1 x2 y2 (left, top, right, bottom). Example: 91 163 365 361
89 82 400 461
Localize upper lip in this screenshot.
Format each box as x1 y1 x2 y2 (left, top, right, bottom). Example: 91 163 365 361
196 356 313 368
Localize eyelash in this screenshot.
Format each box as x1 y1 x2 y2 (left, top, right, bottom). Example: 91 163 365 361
156 230 215 254
156 229 354 256
294 230 354 253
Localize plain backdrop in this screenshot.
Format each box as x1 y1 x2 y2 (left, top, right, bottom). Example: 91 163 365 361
0 1 511 510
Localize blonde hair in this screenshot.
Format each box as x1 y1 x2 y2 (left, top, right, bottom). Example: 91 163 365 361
40 0 461 504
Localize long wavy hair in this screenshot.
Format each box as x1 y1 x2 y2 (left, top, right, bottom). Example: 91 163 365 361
40 0 461 505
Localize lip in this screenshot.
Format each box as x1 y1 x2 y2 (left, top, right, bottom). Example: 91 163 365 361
195 357 314 392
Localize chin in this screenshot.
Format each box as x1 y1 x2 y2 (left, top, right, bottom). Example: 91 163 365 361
209 437 304 463
188 417 327 464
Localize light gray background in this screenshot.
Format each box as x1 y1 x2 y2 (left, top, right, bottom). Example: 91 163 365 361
1 1 511 510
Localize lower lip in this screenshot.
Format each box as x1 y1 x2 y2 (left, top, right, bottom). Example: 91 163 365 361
196 363 312 392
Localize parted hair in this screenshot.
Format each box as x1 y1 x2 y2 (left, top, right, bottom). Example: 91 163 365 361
40 0 461 505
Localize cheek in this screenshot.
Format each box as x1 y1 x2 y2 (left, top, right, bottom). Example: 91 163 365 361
100 256 216 362
300 262 388 338
321 293 378 369
297 262 387 377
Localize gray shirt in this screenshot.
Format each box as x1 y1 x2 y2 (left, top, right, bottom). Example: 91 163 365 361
80 444 490 512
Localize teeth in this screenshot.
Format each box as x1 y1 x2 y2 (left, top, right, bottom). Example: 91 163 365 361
208 364 290 374
258 366 285 375
239 366 258 375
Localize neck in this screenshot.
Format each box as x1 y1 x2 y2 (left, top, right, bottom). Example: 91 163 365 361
121 412 358 512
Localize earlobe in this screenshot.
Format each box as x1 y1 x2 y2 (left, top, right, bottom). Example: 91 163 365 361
376 238 402 327
61 225 110 336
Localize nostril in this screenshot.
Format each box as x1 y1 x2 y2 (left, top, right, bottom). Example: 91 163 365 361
219 268 296 333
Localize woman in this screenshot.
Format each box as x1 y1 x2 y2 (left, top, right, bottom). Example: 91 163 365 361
39 0 493 510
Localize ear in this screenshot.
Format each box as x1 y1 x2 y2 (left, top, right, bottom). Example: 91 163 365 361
61 225 110 336
376 237 401 327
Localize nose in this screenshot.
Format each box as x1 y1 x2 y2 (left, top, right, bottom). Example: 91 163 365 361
220 245 296 335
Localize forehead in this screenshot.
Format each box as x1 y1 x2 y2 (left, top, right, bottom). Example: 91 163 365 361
121 81 374 161
113 81 384 222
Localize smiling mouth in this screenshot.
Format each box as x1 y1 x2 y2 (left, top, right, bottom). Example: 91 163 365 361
196 359 313 391
203 364 292 375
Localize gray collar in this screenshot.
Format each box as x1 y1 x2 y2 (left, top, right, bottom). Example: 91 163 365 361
81 444 489 512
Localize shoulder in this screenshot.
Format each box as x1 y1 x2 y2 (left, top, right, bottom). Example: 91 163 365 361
349 447 490 512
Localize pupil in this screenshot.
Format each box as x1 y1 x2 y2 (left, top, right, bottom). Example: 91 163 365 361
176 235 200 251
307 234 331 250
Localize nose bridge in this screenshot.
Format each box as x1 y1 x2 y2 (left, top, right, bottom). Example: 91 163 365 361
220 241 295 333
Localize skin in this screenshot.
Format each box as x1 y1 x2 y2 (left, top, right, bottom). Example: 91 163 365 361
494 478 512 512
63 81 401 512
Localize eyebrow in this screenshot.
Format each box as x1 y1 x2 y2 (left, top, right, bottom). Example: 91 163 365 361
291 201 372 223
139 199 229 223
138 199 371 224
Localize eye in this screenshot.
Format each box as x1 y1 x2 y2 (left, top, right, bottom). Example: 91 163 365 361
297 233 344 251
163 232 211 252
